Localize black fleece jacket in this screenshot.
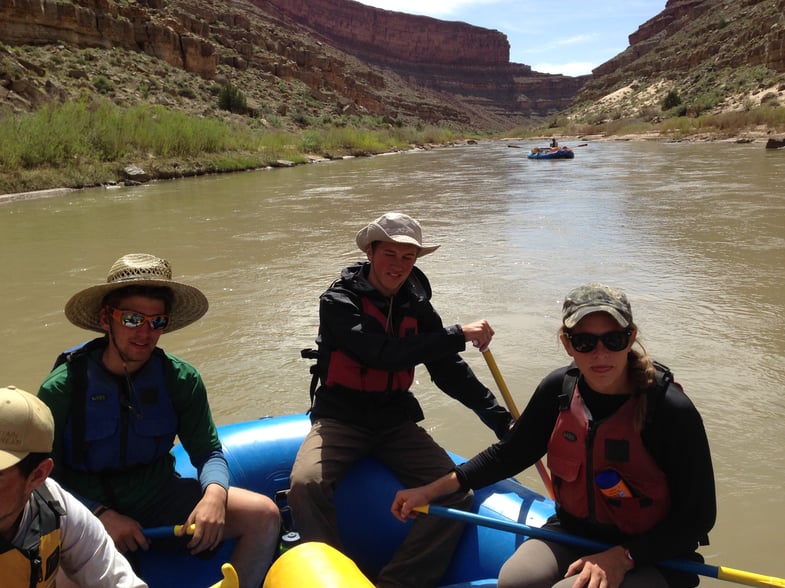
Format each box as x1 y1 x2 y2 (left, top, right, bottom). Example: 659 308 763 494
309 261 514 439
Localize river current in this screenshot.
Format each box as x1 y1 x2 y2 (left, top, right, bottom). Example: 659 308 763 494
2 139 784 584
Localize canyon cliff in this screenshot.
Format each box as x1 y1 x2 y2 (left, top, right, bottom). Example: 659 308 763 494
2 0 784 130
573 0 785 115
0 0 586 129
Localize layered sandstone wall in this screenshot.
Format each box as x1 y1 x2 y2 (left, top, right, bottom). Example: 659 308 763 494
0 0 217 77
593 0 785 78
262 0 510 66
0 0 582 124
259 0 576 118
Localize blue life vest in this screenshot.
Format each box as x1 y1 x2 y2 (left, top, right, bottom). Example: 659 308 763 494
55 339 177 472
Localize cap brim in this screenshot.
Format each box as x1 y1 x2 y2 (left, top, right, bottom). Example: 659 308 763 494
0 449 27 470
564 305 630 329
356 231 439 258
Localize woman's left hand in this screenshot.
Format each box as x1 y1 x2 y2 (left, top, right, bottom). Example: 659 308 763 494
564 546 633 588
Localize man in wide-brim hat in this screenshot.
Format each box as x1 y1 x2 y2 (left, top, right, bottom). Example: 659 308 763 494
38 253 280 588
289 213 514 588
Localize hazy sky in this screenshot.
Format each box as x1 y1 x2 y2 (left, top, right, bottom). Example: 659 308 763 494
353 0 667 76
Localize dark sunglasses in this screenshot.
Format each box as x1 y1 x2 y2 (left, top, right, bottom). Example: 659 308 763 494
566 330 631 353
111 308 170 331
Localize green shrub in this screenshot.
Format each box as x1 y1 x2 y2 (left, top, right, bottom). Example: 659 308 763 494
218 83 247 114
662 89 682 111
92 76 114 95
177 87 196 99
290 111 311 126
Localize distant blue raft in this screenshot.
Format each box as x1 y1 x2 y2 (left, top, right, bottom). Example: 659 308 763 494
527 147 575 159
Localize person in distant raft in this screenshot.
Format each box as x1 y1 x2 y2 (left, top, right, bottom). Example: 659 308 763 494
289 212 515 588
0 385 146 588
392 282 716 588
37 253 280 588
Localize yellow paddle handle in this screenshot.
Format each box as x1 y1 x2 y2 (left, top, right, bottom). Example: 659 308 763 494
481 350 555 499
173 523 196 536
718 566 785 587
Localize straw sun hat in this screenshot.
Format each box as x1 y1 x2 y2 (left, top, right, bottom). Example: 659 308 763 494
64 253 209 333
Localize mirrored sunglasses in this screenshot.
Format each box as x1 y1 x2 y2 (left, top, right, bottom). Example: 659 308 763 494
566 330 631 353
111 308 170 331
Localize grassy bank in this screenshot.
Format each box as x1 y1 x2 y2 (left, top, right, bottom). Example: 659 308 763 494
3 97 784 197
0 98 463 196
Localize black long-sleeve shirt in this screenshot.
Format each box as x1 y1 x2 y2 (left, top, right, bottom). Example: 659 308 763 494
309 262 513 438
456 365 716 566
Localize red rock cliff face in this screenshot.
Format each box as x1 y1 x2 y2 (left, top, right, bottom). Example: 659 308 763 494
592 0 785 79
0 0 584 125
260 0 584 119
0 0 217 77
262 0 510 66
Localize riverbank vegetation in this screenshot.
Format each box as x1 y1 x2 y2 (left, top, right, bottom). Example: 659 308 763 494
0 98 461 195
3 93 784 197
509 102 785 142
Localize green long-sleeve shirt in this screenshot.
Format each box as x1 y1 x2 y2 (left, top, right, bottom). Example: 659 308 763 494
38 343 226 516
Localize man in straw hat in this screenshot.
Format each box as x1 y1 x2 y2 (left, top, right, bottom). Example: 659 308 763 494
37 254 280 588
0 385 146 587
289 212 514 587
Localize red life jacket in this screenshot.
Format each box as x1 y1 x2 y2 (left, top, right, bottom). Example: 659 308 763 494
324 297 417 393
547 378 671 536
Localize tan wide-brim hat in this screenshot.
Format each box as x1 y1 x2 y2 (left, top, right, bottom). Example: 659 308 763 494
355 212 439 257
64 253 209 333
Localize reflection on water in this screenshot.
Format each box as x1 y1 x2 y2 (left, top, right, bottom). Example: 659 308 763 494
2 140 784 583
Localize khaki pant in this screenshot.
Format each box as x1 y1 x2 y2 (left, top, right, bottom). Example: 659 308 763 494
288 418 473 588
498 538 676 588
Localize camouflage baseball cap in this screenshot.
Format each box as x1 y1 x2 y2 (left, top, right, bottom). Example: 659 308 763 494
562 282 632 328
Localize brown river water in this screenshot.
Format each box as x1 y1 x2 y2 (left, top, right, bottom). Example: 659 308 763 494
2 139 784 584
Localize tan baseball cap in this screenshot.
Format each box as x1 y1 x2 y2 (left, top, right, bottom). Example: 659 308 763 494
0 386 54 470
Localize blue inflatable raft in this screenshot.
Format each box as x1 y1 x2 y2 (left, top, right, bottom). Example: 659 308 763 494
527 147 575 159
136 414 555 587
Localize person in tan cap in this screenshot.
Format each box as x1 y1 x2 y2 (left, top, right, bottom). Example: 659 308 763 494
392 282 716 588
37 254 280 588
0 385 146 587
289 212 514 587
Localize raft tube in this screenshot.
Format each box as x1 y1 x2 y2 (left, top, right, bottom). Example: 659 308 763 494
136 414 555 587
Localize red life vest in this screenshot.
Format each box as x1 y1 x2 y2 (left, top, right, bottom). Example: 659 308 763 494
324 297 417 393
547 381 671 536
